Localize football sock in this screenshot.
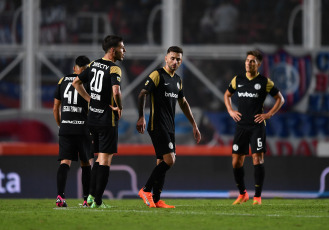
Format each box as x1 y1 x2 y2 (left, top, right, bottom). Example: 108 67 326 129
152 172 166 203
254 164 265 197
89 162 99 197
143 161 170 192
233 167 246 195
94 165 110 205
57 163 70 198
81 165 91 201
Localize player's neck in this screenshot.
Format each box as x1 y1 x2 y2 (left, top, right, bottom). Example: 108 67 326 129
246 71 258 78
164 66 175 76
103 53 115 62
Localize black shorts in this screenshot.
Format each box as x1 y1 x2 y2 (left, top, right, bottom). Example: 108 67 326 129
89 125 118 154
232 124 266 155
149 129 175 159
58 135 92 162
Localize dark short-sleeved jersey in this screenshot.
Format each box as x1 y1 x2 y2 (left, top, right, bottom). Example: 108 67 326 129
227 73 279 126
143 67 184 133
78 58 122 127
54 73 89 135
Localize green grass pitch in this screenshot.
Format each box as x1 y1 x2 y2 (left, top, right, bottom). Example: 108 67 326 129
1 199 328 230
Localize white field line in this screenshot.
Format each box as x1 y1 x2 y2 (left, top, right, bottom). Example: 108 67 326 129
51 207 329 218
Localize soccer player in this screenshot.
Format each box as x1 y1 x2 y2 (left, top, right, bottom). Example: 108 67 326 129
224 50 284 205
53 55 92 207
73 35 125 208
136 46 201 208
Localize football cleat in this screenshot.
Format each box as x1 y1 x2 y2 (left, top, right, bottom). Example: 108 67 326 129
82 201 88 207
56 195 67 207
155 200 175 208
253 197 262 205
90 201 109 209
87 194 95 206
138 188 156 208
232 191 249 205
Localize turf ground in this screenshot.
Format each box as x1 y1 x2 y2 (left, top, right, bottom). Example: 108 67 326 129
1 199 328 230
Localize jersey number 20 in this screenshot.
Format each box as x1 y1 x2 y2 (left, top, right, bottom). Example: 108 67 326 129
90 68 104 93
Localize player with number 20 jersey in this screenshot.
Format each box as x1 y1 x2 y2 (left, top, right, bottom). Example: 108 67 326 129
78 59 122 127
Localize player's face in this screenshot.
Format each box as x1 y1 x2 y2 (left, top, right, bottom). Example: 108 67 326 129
113 42 126 61
245 55 261 74
165 52 183 72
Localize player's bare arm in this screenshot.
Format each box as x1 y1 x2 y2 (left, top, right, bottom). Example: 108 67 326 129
136 89 148 134
53 98 61 126
72 77 90 103
254 91 285 123
111 85 123 119
178 97 201 144
224 89 242 122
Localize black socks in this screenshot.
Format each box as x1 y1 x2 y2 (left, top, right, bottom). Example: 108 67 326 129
254 164 265 197
57 163 70 198
233 167 246 195
143 161 171 196
89 162 99 197
81 165 91 201
94 165 110 205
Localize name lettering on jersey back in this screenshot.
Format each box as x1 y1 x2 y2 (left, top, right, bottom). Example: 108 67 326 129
90 106 104 113
62 120 85 125
92 62 109 70
238 92 259 98
165 91 178 98
64 77 76 81
63 106 83 113
91 93 101 101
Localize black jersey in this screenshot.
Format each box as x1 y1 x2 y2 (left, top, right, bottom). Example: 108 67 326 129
227 73 279 126
78 58 122 127
54 73 89 135
143 67 184 133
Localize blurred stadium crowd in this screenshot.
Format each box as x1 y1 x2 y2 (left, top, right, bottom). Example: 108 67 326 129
0 0 329 156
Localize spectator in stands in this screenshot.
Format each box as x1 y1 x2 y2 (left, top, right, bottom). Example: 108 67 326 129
212 0 239 43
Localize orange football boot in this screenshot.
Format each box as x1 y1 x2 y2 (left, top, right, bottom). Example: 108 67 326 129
232 191 249 205
155 200 175 208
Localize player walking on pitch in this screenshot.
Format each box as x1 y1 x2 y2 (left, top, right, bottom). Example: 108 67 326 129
136 46 201 208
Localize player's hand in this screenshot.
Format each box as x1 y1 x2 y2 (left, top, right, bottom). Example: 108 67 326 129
109 105 122 119
229 110 242 122
193 125 201 144
136 117 146 134
254 113 269 123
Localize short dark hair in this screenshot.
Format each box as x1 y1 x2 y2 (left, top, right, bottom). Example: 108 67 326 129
102 35 123 53
247 50 263 62
75 56 90 67
167 46 183 55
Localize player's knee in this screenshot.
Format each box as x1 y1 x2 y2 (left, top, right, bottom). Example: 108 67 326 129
252 155 264 165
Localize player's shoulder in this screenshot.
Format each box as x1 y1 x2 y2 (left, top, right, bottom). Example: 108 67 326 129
173 71 182 80
149 69 161 78
89 58 112 67
256 73 271 84
58 73 77 84
257 73 268 79
235 73 245 80
98 58 118 66
234 73 245 83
